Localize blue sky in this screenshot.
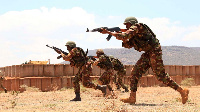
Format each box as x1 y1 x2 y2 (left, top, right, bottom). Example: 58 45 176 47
0 0 200 67
1 0 199 25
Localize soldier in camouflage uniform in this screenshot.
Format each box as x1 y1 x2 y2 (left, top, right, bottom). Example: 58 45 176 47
93 49 114 94
56 41 107 101
0 70 7 93
109 55 129 92
100 17 189 104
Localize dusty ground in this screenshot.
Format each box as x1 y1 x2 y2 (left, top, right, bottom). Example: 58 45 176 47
0 85 200 112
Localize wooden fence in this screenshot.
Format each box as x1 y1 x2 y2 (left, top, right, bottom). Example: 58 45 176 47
0 64 199 92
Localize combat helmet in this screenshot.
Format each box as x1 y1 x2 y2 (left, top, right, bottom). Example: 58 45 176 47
65 41 76 48
123 17 138 25
96 49 104 55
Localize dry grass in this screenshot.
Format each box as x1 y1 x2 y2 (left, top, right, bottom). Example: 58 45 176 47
0 85 200 112
181 78 196 87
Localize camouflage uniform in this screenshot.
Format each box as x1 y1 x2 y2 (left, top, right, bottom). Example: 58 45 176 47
96 54 114 91
0 70 7 93
66 47 96 93
63 42 109 101
110 56 129 92
116 23 179 92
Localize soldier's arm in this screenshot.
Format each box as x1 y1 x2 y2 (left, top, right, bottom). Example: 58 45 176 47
93 58 100 66
61 52 72 61
93 61 98 66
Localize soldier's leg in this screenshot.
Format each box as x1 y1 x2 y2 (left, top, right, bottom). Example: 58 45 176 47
149 47 179 89
71 72 82 101
121 53 151 104
115 72 120 89
113 73 120 89
130 53 151 92
99 71 112 91
81 68 108 96
117 69 129 92
82 64 96 89
73 73 81 93
98 70 115 96
150 47 189 104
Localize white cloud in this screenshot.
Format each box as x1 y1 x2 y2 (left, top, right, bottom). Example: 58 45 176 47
0 7 199 67
0 7 96 33
0 7 97 67
138 17 186 41
183 25 200 41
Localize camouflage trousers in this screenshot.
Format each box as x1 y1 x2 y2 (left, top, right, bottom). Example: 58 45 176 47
98 69 114 91
73 62 96 93
114 68 128 90
130 46 179 92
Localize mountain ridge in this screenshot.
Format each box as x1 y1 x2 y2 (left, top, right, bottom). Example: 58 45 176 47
60 46 200 65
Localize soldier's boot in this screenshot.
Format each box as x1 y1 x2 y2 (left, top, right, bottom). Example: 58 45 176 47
4 89 7 93
70 92 81 101
120 91 136 104
177 87 189 104
96 85 109 96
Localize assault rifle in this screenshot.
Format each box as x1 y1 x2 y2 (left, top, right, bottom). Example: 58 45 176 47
86 27 121 41
46 45 68 59
87 56 97 61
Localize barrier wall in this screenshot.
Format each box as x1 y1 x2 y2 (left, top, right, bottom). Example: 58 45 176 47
0 64 200 92
1 64 200 77
1 75 200 92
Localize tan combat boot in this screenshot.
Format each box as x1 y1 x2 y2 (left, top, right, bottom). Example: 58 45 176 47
177 87 189 104
120 91 136 104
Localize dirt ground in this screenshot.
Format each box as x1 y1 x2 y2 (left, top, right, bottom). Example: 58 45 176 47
0 85 200 112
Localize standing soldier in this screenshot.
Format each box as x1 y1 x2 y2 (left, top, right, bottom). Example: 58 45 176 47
0 70 7 93
56 41 108 101
100 17 189 104
93 49 114 95
109 55 129 92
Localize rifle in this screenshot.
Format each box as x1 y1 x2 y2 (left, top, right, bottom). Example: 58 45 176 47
46 45 68 59
87 56 97 61
86 27 121 41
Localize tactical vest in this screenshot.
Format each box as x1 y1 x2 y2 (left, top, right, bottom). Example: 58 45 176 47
122 23 160 52
97 54 113 70
111 58 124 71
70 47 87 68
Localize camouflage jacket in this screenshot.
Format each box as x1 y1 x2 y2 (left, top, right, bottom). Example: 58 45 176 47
68 47 87 68
110 58 124 71
117 23 160 52
96 54 113 70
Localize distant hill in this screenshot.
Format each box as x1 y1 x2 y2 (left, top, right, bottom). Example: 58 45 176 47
60 46 200 65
